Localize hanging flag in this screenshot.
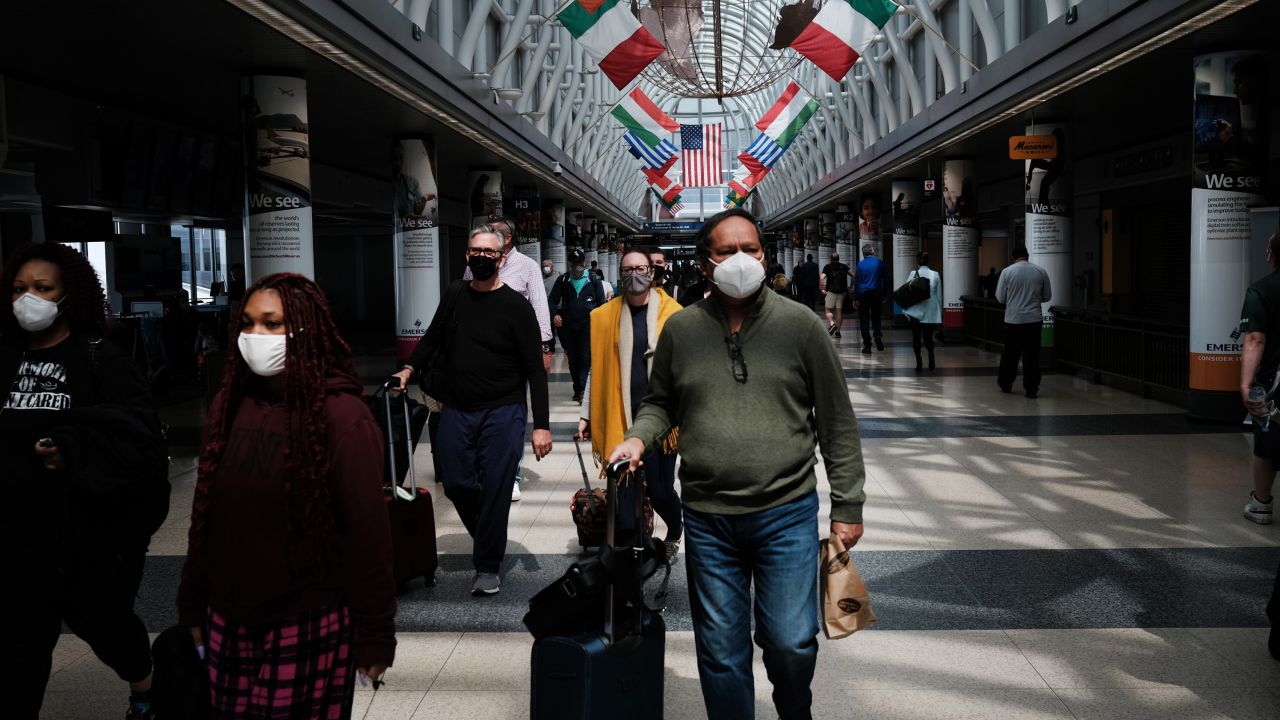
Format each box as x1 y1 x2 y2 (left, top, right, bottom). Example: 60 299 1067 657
680 123 722 187
558 0 666 89
728 164 766 197
624 132 678 170
739 134 784 176
611 88 679 148
784 0 898 81
756 81 819 149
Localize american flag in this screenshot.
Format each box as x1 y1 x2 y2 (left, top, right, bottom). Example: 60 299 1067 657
680 123 722 187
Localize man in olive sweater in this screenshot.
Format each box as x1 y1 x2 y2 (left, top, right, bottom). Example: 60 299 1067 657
610 208 866 720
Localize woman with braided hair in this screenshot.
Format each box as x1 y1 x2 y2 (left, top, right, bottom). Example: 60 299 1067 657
0 242 168 719
177 273 396 719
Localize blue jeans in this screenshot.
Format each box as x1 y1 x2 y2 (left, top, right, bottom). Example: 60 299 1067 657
684 491 820 720
435 404 526 573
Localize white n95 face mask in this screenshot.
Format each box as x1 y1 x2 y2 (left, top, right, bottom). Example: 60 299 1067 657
237 332 288 377
708 251 766 299
12 293 64 333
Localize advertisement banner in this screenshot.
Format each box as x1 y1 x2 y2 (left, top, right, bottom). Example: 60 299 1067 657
1189 51 1268 406
891 180 922 306
467 170 502 227
547 202 567 274
514 188 541 264
942 158 978 330
835 206 855 268
858 192 882 258
607 227 620 286
803 218 819 264
1025 124 1071 347
392 138 441 364
818 211 836 266
242 75 313 280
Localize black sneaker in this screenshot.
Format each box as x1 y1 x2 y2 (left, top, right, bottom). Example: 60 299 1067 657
875 339 884 351
827 323 837 336
572 392 583 403
472 572 501 596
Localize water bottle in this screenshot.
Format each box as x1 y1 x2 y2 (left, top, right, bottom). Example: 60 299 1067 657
1250 384 1270 432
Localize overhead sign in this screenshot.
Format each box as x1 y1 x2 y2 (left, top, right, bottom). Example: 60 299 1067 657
642 220 702 233
1009 135 1058 160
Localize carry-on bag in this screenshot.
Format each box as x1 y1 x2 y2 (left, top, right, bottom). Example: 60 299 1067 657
530 460 667 720
892 271 931 309
150 625 211 720
368 384 429 486
570 438 653 550
380 379 438 590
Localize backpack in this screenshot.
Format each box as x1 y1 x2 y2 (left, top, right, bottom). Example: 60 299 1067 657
826 263 850 294
87 337 172 539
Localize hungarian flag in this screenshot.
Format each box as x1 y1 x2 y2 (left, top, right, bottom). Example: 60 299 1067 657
623 131 678 172
756 82 819 149
612 87 678 148
559 0 666 89
680 123 722 187
787 0 898 81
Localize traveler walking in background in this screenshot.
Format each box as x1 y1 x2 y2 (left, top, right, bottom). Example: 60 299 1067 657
1239 231 1280 526
177 272 396 719
820 251 851 338
577 248 685 562
1 243 170 720
995 244 1052 398
609 209 867 720
903 252 943 372
549 248 607 402
854 244 886 354
394 225 552 596
795 253 820 309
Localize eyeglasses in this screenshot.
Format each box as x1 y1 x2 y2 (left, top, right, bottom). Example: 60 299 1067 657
726 332 748 383
619 266 653 277
467 247 502 258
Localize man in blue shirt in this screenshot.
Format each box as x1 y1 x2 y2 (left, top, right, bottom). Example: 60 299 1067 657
854 244 886 353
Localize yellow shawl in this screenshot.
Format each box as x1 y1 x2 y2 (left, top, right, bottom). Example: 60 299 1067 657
589 289 682 465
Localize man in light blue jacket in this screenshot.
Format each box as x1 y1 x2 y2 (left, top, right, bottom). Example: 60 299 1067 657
995 245 1052 398
903 252 942 371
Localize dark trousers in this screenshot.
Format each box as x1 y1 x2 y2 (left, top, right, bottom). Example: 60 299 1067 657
999 322 1043 392
910 319 937 361
3 547 153 718
645 450 682 540
798 286 817 309
559 323 591 395
436 403 527 573
857 288 883 347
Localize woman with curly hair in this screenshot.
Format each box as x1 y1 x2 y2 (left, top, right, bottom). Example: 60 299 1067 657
0 242 169 719
177 273 396 719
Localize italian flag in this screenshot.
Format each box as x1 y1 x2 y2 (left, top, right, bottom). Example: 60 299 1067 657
755 81 819 149
611 88 679 148
790 0 898 81
559 0 666 89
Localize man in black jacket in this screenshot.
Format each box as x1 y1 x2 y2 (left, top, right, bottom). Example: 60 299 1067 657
549 248 606 402
795 254 820 309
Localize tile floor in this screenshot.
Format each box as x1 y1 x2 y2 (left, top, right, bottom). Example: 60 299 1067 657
39 320 1280 719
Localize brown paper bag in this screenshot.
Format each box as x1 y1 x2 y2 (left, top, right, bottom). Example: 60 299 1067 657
819 533 876 639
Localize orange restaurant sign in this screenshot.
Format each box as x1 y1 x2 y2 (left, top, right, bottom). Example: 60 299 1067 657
1009 135 1058 160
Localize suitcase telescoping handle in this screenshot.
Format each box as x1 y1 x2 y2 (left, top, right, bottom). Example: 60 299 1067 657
382 378 422 499
603 459 646 645
573 437 600 513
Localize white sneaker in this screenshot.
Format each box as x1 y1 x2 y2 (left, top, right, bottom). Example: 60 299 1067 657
1244 491 1273 524
511 482 522 502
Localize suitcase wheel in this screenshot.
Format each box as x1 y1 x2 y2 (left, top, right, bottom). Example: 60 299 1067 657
425 574 436 587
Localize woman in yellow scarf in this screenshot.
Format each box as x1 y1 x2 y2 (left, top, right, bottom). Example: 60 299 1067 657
576 247 683 561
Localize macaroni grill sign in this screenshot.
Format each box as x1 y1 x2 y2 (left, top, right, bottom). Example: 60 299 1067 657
1009 135 1058 160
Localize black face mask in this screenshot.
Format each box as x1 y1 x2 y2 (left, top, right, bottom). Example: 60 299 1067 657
468 255 498 280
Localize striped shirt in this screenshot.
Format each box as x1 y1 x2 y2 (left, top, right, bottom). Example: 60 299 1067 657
464 247 553 342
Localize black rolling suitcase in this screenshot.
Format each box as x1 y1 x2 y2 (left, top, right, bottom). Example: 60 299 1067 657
378 380 438 590
530 460 667 720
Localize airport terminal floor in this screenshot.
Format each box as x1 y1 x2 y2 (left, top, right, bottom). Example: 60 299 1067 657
38 316 1280 719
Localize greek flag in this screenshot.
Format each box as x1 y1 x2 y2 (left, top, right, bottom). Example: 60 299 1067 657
744 133 784 169
624 131 677 169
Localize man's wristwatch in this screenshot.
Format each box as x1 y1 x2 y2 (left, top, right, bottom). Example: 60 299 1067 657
541 342 553 353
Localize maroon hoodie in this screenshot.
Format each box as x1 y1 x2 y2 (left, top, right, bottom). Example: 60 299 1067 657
177 373 396 668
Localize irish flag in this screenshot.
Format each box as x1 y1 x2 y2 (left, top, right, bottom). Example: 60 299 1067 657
789 0 898 81
559 0 665 89
755 81 819 150
611 88 679 148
